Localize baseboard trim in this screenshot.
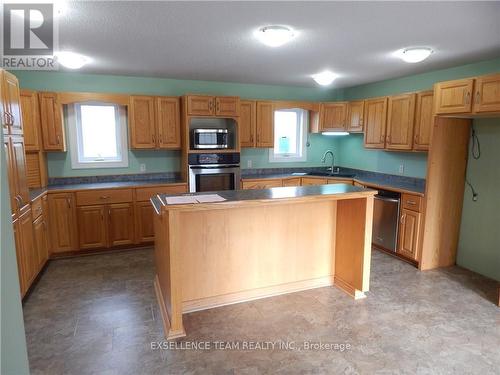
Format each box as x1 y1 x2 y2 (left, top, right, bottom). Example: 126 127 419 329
334 276 366 300
182 276 334 313
154 275 186 340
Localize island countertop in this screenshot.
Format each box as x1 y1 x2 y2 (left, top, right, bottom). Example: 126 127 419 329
151 184 377 212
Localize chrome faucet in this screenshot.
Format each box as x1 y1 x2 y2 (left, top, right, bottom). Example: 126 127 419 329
321 150 338 174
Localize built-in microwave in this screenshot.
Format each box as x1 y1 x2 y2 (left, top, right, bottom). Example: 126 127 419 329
192 128 228 149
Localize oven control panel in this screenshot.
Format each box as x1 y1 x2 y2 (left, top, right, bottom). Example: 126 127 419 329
188 153 240 165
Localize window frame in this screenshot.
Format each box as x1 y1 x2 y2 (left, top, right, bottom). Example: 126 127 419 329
268 108 308 163
67 102 129 169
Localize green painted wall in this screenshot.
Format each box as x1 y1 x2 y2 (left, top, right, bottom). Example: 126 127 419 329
0 132 30 375
457 119 500 281
14 71 340 177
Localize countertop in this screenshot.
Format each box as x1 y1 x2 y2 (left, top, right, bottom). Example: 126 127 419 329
29 178 186 201
152 183 376 212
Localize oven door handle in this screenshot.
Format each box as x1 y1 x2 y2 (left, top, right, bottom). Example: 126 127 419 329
189 165 240 169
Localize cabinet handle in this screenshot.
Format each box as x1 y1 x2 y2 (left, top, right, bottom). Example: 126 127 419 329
99 195 110 200
66 197 71 208
216 101 220 113
414 134 419 144
406 200 416 205
56 135 61 144
475 91 480 104
400 214 406 224
380 134 384 142
152 134 156 144
3 112 10 126
359 117 363 126
464 91 471 105
250 134 254 144
14 195 21 208
17 195 24 207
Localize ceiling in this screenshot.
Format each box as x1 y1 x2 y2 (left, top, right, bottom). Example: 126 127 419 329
57 1 500 88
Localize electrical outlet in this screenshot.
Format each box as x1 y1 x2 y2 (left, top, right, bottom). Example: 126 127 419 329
398 163 404 174
140 163 146 172
247 160 252 168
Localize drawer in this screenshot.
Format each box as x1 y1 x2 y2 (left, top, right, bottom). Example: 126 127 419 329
327 178 353 185
301 177 327 186
136 184 187 201
242 179 283 190
76 189 133 206
402 193 423 212
31 197 43 219
282 178 301 187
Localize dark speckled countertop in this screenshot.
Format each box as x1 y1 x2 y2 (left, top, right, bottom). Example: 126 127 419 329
152 184 376 212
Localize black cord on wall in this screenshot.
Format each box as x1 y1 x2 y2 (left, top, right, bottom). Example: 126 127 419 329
465 125 481 202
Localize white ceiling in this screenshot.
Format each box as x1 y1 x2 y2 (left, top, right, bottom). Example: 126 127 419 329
58 1 500 88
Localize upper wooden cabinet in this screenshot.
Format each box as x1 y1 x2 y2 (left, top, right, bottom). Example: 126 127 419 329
186 95 239 117
239 100 256 147
473 74 500 113
347 100 364 133
5 137 30 216
1 70 23 136
48 193 79 253
413 91 434 151
39 92 65 151
364 97 388 149
386 93 416 151
129 95 180 150
434 78 474 115
256 101 274 148
20 90 41 151
319 102 347 132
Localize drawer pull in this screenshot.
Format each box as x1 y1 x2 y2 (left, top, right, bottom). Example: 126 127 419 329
100 195 110 200
407 200 417 205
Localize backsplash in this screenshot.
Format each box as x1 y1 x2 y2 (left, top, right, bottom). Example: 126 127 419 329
48 172 181 186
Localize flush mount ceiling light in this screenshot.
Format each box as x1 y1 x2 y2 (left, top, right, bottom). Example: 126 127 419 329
322 131 349 136
256 25 295 47
312 71 338 86
397 47 433 63
55 51 90 69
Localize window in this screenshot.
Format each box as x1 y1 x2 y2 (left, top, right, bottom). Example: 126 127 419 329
269 108 308 162
67 102 128 169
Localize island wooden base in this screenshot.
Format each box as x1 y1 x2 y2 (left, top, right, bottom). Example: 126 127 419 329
153 190 374 339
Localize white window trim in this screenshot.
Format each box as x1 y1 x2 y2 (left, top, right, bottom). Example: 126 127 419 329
269 108 308 163
67 102 129 169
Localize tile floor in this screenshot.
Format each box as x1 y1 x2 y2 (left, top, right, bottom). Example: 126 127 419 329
23 248 500 375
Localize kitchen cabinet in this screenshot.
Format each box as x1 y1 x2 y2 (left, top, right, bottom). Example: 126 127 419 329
397 208 421 261
328 178 353 185
282 178 301 187
33 212 49 272
13 209 36 297
39 92 65 151
434 78 474 115
256 101 274 147
20 89 41 151
386 93 416 151
108 203 135 247
129 95 181 149
242 178 282 189
5 137 30 216
48 193 79 253
301 177 328 186
319 102 347 132
472 73 500 113
77 205 108 249
186 95 239 117
1 70 23 135
413 91 434 151
347 100 364 133
364 97 388 149
239 100 256 147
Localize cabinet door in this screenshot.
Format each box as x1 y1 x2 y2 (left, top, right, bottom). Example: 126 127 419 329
472 74 500 113
242 179 282 189
320 102 347 131
39 92 65 150
33 215 49 272
130 96 156 149
20 90 40 151
12 218 27 296
4 138 17 216
397 209 421 260
108 203 135 247
386 93 416 150
135 201 155 243
77 205 107 249
347 100 364 133
282 178 301 187
434 79 474 115
156 97 181 149
215 97 239 117
11 137 30 212
301 177 327 186
239 100 256 147
48 193 78 252
18 209 36 290
186 95 214 116
3 71 23 135
413 91 434 151
256 101 274 148
364 97 388 149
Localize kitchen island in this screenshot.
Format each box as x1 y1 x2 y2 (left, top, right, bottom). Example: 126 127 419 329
151 184 376 339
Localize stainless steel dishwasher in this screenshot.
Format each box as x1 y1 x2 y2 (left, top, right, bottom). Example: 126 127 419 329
372 189 401 252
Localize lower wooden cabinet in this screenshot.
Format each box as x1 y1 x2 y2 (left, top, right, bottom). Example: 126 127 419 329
135 201 155 243
397 208 421 260
282 178 301 187
78 205 107 249
301 177 328 186
108 203 135 247
13 209 36 297
32 213 49 272
48 193 79 253
242 178 283 189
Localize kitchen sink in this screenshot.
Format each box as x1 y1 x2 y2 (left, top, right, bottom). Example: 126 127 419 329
306 172 356 178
